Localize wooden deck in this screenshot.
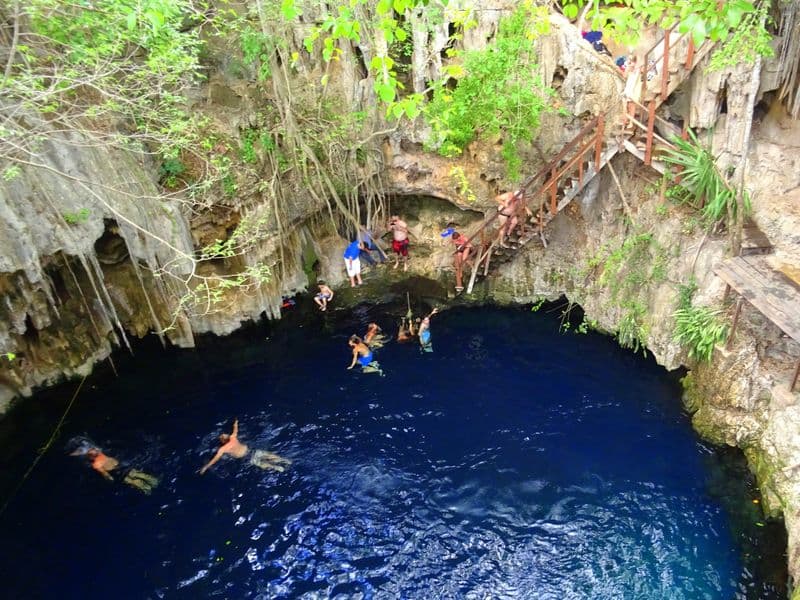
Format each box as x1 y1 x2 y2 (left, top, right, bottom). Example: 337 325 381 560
715 255 800 343
714 255 800 391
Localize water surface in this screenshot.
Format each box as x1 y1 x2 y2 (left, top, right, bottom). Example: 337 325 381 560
0 305 786 598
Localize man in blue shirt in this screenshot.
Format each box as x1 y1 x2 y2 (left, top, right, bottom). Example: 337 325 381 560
358 228 385 267
343 240 363 287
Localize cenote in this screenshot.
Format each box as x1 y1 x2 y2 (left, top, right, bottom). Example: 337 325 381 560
0 304 788 599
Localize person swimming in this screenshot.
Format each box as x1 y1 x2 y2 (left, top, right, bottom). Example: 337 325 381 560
69 442 159 494
397 316 416 343
199 418 291 474
364 322 386 348
347 335 382 374
417 307 439 352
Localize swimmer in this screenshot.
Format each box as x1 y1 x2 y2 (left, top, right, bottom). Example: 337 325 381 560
70 445 159 494
364 322 386 348
314 280 334 311
397 315 416 343
417 307 439 352
199 418 291 474
347 334 383 374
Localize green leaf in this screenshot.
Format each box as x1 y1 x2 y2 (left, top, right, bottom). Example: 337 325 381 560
375 81 396 102
563 3 578 20
376 0 392 15
281 0 301 20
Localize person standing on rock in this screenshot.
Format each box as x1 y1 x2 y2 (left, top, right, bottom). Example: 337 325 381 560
343 239 363 287
388 215 410 271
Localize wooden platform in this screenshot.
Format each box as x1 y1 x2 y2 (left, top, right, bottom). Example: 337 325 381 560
714 255 800 344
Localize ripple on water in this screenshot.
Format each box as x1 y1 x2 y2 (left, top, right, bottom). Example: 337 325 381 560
0 307 785 599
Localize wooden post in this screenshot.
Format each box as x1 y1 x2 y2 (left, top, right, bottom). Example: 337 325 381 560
594 114 605 171
549 168 557 214
644 100 656 165
791 359 800 392
685 37 695 69
723 283 731 302
538 202 544 233
660 29 670 99
789 360 800 392
726 297 743 349
578 156 584 187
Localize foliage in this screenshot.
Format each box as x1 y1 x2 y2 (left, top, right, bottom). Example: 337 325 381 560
559 0 771 65
63 208 91 225
708 2 774 71
530 296 547 312
159 157 186 187
673 305 729 362
585 231 668 355
449 167 477 204
677 277 699 310
662 130 751 230
240 25 276 81
200 213 271 260
617 300 649 355
240 130 260 164
2 352 16 361
296 0 437 118
424 5 554 180
10 0 216 160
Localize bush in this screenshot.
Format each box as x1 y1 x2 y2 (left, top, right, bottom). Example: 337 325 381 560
672 305 729 362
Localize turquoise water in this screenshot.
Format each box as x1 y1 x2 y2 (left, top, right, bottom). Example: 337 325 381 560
0 305 786 598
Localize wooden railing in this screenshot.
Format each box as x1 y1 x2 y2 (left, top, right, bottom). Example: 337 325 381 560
457 25 714 294
461 114 608 292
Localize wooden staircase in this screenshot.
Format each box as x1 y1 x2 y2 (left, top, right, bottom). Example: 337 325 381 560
462 27 715 294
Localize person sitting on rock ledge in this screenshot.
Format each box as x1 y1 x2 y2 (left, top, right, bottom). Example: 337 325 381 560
314 280 334 311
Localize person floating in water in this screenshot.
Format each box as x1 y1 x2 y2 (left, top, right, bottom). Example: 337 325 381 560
199 418 291 474
314 280 334 311
397 315 415 343
347 334 383 375
364 322 386 349
417 307 439 352
70 443 159 494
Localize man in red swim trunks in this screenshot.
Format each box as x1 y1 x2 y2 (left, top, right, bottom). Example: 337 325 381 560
388 215 410 272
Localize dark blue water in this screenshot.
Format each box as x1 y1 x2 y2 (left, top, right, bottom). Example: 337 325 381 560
0 305 786 599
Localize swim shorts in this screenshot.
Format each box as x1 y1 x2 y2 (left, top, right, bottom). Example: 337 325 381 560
392 239 409 257
345 257 361 277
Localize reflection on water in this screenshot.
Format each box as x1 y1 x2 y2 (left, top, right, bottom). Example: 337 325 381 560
0 305 787 599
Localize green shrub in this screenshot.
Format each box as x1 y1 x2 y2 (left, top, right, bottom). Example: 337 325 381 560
424 5 554 180
662 130 751 230
672 305 729 362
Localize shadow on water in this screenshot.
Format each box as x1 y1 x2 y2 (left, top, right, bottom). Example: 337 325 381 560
0 302 788 599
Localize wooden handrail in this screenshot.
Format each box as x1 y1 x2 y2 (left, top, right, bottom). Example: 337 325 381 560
459 114 603 252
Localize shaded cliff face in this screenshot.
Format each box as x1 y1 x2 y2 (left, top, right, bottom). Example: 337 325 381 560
0 10 623 410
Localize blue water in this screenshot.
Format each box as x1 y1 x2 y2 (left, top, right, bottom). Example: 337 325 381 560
0 305 786 598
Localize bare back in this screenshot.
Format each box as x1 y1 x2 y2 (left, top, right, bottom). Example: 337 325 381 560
222 437 249 458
